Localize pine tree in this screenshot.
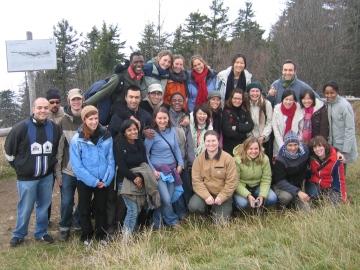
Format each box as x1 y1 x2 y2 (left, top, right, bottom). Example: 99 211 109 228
0 90 23 128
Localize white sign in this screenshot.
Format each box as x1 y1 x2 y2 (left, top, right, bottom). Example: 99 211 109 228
6 39 57 72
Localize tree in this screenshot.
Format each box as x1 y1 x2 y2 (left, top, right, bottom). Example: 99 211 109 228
137 22 158 61
205 0 230 65
39 19 81 100
182 12 209 59
0 90 23 128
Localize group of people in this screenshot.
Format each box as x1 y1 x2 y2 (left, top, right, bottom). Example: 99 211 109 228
4 50 358 248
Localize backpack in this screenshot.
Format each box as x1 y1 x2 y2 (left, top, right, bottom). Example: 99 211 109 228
84 60 129 126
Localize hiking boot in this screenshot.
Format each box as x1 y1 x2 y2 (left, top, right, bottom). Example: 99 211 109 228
179 216 189 224
36 234 54 244
171 222 181 230
58 231 70 242
10 237 24 247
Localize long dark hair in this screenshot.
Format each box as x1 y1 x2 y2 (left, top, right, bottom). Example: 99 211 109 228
114 119 144 150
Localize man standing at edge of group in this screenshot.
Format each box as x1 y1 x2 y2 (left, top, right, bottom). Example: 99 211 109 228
267 60 319 107
84 52 145 108
55 88 85 241
46 88 65 124
5 98 61 247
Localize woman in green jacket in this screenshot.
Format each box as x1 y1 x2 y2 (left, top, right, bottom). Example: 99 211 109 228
233 136 277 209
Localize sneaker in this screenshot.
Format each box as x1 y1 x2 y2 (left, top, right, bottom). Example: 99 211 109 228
36 234 54 244
83 239 92 246
179 216 189 224
171 222 181 230
58 231 70 242
99 239 108 245
74 224 82 231
10 237 24 247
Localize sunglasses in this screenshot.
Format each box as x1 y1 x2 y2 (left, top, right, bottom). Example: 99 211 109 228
49 101 61 104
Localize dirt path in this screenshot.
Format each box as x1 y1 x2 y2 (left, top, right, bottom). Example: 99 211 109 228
0 179 61 250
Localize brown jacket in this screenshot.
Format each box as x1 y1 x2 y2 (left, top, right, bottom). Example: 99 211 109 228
191 149 237 202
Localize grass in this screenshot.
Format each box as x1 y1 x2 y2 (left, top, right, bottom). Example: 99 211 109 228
0 103 359 269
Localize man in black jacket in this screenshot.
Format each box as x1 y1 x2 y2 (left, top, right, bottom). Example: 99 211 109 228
5 98 61 247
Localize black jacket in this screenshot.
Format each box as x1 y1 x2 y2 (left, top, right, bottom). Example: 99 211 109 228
221 106 254 156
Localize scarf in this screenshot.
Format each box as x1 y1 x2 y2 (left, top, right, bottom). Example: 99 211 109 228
281 76 295 89
302 106 314 143
193 67 209 108
211 108 222 134
225 69 246 100
192 124 207 157
281 103 297 136
280 144 305 160
169 70 187 83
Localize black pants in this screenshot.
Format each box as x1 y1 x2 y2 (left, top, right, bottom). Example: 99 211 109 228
106 180 126 234
77 180 108 241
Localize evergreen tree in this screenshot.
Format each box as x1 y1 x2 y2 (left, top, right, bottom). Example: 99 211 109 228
206 0 229 64
137 22 158 61
41 19 80 99
0 90 23 128
182 12 209 58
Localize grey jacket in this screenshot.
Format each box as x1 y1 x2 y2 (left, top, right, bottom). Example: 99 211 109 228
326 95 358 163
169 107 195 168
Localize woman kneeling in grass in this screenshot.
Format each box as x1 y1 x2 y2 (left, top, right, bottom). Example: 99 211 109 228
306 136 348 204
233 137 277 211
188 130 237 222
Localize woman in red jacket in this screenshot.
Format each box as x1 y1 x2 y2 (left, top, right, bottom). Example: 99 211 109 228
306 136 348 204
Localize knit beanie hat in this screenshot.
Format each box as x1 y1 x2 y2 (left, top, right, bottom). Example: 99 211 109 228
46 88 61 100
81 105 98 121
207 90 222 100
283 130 300 146
246 82 263 93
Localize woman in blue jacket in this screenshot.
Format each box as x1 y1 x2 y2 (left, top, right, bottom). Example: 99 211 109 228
186 55 217 112
70 106 115 245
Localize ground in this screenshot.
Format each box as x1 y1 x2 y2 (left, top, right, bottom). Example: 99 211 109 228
0 179 61 250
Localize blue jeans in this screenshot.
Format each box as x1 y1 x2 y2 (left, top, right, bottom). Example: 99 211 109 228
13 174 53 239
305 181 341 205
153 179 178 228
122 196 138 234
59 173 80 231
233 186 277 209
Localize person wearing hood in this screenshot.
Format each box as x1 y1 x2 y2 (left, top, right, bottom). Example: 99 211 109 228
70 106 115 245
186 55 217 112
55 88 84 241
163 54 189 111
216 53 252 105
267 60 319 107
142 50 173 99
272 130 311 211
233 137 277 211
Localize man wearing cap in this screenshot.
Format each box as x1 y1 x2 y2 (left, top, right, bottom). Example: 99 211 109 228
267 60 319 107
46 88 65 124
140 83 169 115
55 88 85 241
5 98 61 247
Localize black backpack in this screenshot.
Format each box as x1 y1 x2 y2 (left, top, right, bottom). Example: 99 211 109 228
84 60 129 125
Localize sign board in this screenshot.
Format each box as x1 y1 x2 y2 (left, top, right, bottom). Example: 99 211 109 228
5 39 57 72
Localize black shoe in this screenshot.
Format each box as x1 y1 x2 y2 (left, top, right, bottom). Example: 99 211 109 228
58 231 70 242
10 237 24 247
36 234 54 244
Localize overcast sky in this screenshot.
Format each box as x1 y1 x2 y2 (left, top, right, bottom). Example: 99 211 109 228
0 0 285 91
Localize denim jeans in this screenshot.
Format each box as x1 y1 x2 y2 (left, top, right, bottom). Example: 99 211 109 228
153 178 178 228
122 196 138 234
59 173 80 231
305 181 341 205
13 174 53 239
233 186 278 209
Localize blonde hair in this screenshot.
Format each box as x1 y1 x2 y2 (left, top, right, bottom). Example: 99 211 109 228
236 136 264 166
190 55 207 69
156 50 173 70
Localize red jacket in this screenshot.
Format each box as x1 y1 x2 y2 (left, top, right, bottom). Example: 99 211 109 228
309 147 348 203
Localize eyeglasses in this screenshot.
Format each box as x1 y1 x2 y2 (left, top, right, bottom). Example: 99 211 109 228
49 101 61 104
150 92 162 96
